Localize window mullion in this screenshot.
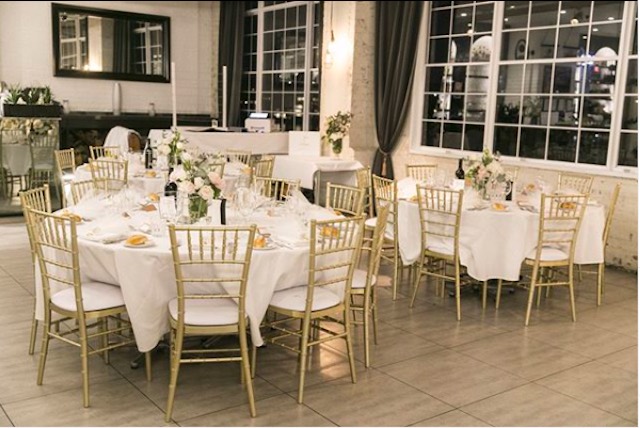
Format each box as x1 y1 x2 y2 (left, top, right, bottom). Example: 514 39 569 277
485 1 504 153
256 4 264 114
302 1 314 131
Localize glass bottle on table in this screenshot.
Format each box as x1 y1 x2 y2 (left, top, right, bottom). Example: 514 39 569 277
143 139 154 170
455 158 465 179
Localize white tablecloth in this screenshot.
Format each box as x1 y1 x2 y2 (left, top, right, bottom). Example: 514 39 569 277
396 180 606 282
148 128 289 155
2 144 31 175
272 155 363 189
34 195 341 352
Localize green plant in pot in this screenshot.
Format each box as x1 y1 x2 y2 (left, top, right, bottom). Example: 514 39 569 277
322 111 352 156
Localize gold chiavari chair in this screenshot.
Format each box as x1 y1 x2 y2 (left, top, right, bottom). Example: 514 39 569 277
406 164 438 182
19 185 52 355
253 155 275 178
28 208 142 407
28 133 58 189
325 182 365 217
355 167 374 218
410 186 465 321
54 148 76 207
263 216 364 403
165 224 258 421
89 145 121 160
208 161 226 179
499 194 587 326
224 149 252 165
253 176 300 202
370 175 401 300
576 183 621 305
89 158 128 191
350 203 390 368
70 179 101 205
557 172 593 194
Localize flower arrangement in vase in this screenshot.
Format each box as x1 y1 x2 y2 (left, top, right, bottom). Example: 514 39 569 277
157 128 187 167
322 111 352 156
465 148 509 200
169 156 225 222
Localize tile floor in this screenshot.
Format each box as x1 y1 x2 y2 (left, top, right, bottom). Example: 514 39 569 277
0 216 636 427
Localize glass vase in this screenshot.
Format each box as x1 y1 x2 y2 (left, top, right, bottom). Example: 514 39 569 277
188 194 209 223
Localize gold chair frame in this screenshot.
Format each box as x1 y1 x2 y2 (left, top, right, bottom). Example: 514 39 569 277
253 176 300 202
557 172 594 194
411 186 465 321
89 158 128 191
577 183 621 305
350 204 390 368
28 209 139 407
500 194 588 326
70 179 101 205
224 150 252 165
89 145 121 160
355 167 374 218
263 216 364 403
253 156 275 178
406 164 438 182
54 148 76 207
19 185 52 355
371 175 402 300
28 133 58 189
326 182 365 217
166 224 258 421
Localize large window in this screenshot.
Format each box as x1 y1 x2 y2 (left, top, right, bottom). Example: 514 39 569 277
133 22 164 75
416 1 638 175
59 15 88 70
242 1 322 131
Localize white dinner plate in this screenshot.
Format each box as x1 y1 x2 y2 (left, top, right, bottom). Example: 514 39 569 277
124 239 155 248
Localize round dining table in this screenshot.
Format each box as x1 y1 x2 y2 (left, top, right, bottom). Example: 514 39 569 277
396 178 606 282
34 190 342 352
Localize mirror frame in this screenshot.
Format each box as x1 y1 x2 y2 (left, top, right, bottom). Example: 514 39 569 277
51 3 171 83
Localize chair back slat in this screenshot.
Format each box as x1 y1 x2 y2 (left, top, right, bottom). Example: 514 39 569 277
535 193 588 261
253 176 300 201
603 183 621 246
90 146 121 160
326 183 365 217
168 225 256 326
557 172 593 194
70 179 101 205
20 185 52 261
406 164 438 182
305 217 364 312
355 167 373 217
416 186 463 257
89 158 128 191
253 156 274 178
223 150 252 165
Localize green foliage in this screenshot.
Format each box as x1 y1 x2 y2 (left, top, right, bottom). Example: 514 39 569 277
322 111 352 153
6 85 22 104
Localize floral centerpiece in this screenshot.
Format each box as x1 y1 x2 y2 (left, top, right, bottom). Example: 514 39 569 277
157 128 187 167
169 156 225 222
322 111 352 155
465 148 509 200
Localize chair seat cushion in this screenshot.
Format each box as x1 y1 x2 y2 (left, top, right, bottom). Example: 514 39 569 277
526 247 569 262
51 281 125 312
426 243 454 256
270 286 341 312
168 298 240 326
351 269 377 289
365 217 394 239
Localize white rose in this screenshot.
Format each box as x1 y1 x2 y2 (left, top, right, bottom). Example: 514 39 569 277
176 141 184 150
157 144 170 156
178 180 195 194
161 137 173 146
181 151 192 162
33 119 43 129
194 177 204 189
198 185 214 201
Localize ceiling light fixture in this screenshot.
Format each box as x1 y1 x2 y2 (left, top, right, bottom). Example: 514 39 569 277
460 12 468 17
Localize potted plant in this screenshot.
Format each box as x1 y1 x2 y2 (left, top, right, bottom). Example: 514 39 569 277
322 111 352 156
3 85 62 117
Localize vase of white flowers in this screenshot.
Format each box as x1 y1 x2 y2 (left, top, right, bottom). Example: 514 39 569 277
169 156 225 223
322 111 352 157
465 148 508 200
157 128 187 168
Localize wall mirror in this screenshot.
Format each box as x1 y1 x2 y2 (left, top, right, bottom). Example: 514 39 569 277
51 3 171 83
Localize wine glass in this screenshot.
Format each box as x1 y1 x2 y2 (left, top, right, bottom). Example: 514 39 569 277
159 196 177 223
235 187 255 224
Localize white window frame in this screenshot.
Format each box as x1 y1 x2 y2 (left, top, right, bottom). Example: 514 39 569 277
133 23 163 75
245 1 320 131
59 17 87 70
409 1 638 179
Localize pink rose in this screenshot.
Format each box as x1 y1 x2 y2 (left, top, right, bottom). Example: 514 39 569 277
208 172 225 190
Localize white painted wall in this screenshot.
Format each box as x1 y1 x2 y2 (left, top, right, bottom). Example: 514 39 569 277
0 1 213 115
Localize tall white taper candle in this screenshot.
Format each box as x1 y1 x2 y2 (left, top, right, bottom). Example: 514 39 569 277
171 62 177 129
222 65 228 129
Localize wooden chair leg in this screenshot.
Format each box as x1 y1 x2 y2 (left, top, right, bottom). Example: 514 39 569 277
145 351 152 382
165 328 183 422
371 289 379 346
344 309 357 384
28 310 38 355
597 263 604 306
410 260 423 308
392 241 400 300
36 316 51 386
455 263 461 321
239 327 257 417
296 318 311 404
568 269 577 322
363 298 371 368
482 281 488 310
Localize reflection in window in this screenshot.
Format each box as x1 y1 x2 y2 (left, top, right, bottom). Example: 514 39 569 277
618 6 638 167
242 2 321 131
59 15 88 70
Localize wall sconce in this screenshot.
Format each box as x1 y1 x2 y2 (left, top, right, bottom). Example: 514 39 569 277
325 2 335 64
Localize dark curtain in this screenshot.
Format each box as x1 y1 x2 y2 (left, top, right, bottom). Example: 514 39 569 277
113 20 133 74
373 1 424 179
219 1 246 127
